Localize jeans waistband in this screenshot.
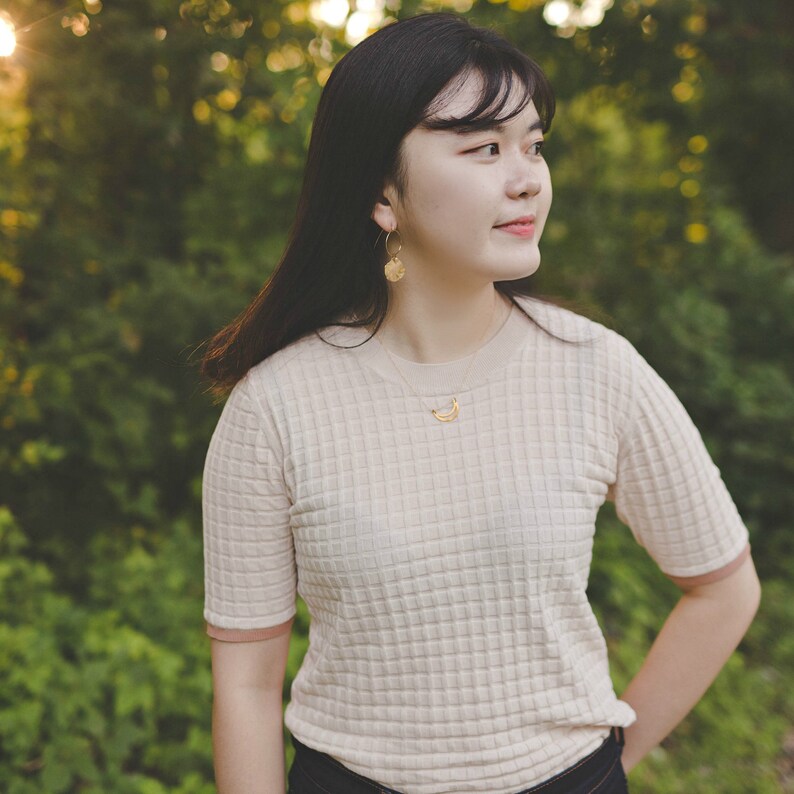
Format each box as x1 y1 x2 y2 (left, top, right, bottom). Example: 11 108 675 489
516 727 625 793
289 727 626 794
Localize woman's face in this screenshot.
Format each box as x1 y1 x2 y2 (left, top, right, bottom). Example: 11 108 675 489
372 73 552 287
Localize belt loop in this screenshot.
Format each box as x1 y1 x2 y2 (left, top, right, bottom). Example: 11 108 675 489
611 726 625 746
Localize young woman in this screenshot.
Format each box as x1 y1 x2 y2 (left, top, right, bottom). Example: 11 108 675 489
199 12 760 794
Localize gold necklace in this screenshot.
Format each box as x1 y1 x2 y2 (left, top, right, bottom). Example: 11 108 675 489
376 294 501 422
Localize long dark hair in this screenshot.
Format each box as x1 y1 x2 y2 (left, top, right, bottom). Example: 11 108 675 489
198 12 582 399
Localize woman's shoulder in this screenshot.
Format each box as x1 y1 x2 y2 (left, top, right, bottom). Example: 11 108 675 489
512 294 643 399
513 294 629 351
243 321 365 396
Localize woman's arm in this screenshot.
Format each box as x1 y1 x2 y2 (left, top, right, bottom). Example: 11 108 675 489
618 552 761 773
211 632 292 794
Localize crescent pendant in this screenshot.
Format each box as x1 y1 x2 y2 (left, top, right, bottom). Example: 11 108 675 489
432 398 460 422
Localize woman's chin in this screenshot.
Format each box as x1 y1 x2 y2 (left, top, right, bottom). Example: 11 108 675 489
502 255 541 281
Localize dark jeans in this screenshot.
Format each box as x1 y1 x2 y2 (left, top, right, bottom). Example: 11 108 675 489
288 727 629 794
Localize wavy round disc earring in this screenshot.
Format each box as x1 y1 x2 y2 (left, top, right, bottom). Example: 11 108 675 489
383 228 405 282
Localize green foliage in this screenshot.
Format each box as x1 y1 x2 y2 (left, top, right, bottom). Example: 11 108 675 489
0 509 214 792
0 0 791 790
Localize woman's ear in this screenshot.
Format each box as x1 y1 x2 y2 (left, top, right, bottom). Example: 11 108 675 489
371 184 398 232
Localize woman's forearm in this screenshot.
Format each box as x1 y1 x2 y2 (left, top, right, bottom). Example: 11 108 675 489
618 556 761 773
213 688 286 794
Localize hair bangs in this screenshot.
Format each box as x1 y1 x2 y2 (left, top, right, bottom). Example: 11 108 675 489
419 49 555 135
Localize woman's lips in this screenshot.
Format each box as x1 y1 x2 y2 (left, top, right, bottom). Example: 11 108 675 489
495 222 535 237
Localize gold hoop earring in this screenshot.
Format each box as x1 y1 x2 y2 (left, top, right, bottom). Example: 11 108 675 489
383 228 405 282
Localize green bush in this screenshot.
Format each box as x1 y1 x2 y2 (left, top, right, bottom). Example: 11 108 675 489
0 509 214 793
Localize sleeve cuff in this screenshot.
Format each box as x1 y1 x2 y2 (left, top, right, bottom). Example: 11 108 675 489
665 542 751 589
206 615 294 642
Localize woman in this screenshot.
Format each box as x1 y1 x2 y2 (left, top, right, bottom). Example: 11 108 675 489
199 12 760 794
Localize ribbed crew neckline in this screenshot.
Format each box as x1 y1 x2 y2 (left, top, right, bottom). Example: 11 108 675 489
321 298 531 396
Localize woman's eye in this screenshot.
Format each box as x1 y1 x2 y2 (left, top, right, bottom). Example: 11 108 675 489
472 143 499 156
471 141 543 157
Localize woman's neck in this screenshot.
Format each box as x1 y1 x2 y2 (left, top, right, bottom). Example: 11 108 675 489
372 285 512 365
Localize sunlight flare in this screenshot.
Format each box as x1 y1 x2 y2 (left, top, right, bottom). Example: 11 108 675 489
0 11 17 56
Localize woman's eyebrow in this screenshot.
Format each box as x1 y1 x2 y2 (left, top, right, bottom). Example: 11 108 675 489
449 119 544 135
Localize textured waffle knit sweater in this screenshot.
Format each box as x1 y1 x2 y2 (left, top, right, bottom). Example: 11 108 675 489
202 294 750 794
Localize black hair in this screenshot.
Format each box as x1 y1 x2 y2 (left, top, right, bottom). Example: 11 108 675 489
198 12 580 398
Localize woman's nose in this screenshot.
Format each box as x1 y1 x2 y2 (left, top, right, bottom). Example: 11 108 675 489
506 159 542 198
507 172 542 198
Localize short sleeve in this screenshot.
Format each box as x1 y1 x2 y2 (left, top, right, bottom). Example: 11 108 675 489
202 372 296 641
608 339 750 580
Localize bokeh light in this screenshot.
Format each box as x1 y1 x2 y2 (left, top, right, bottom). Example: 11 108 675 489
688 135 709 154
543 0 570 26
543 0 614 34
62 12 90 37
309 0 350 28
345 0 386 46
685 222 709 243
0 10 17 56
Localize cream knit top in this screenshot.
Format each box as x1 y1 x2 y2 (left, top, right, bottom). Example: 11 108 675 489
202 295 750 794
